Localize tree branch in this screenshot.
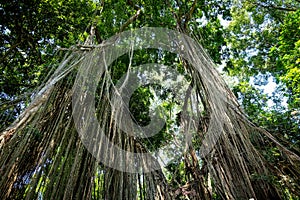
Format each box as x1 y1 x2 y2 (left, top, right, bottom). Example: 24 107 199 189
0 40 23 64
184 0 197 24
95 28 103 44
119 8 142 32
126 0 141 11
0 87 52 150
176 0 198 31
254 2 297 12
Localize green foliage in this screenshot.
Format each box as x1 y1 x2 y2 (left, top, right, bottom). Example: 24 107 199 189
0 0 96 96
225 2 300 198
226 0 300 145
2 0 299 199
0 0 98 127
270 10 300 109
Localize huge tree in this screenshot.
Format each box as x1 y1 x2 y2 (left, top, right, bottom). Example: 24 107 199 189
0 0 299 199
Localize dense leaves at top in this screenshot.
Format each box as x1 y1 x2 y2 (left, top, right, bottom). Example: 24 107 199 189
0 0 96 98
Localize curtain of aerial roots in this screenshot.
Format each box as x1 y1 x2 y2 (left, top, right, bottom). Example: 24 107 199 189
0 50 172 200
0 42 299 200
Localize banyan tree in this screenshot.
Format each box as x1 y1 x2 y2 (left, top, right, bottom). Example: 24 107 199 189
0 1 299 199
